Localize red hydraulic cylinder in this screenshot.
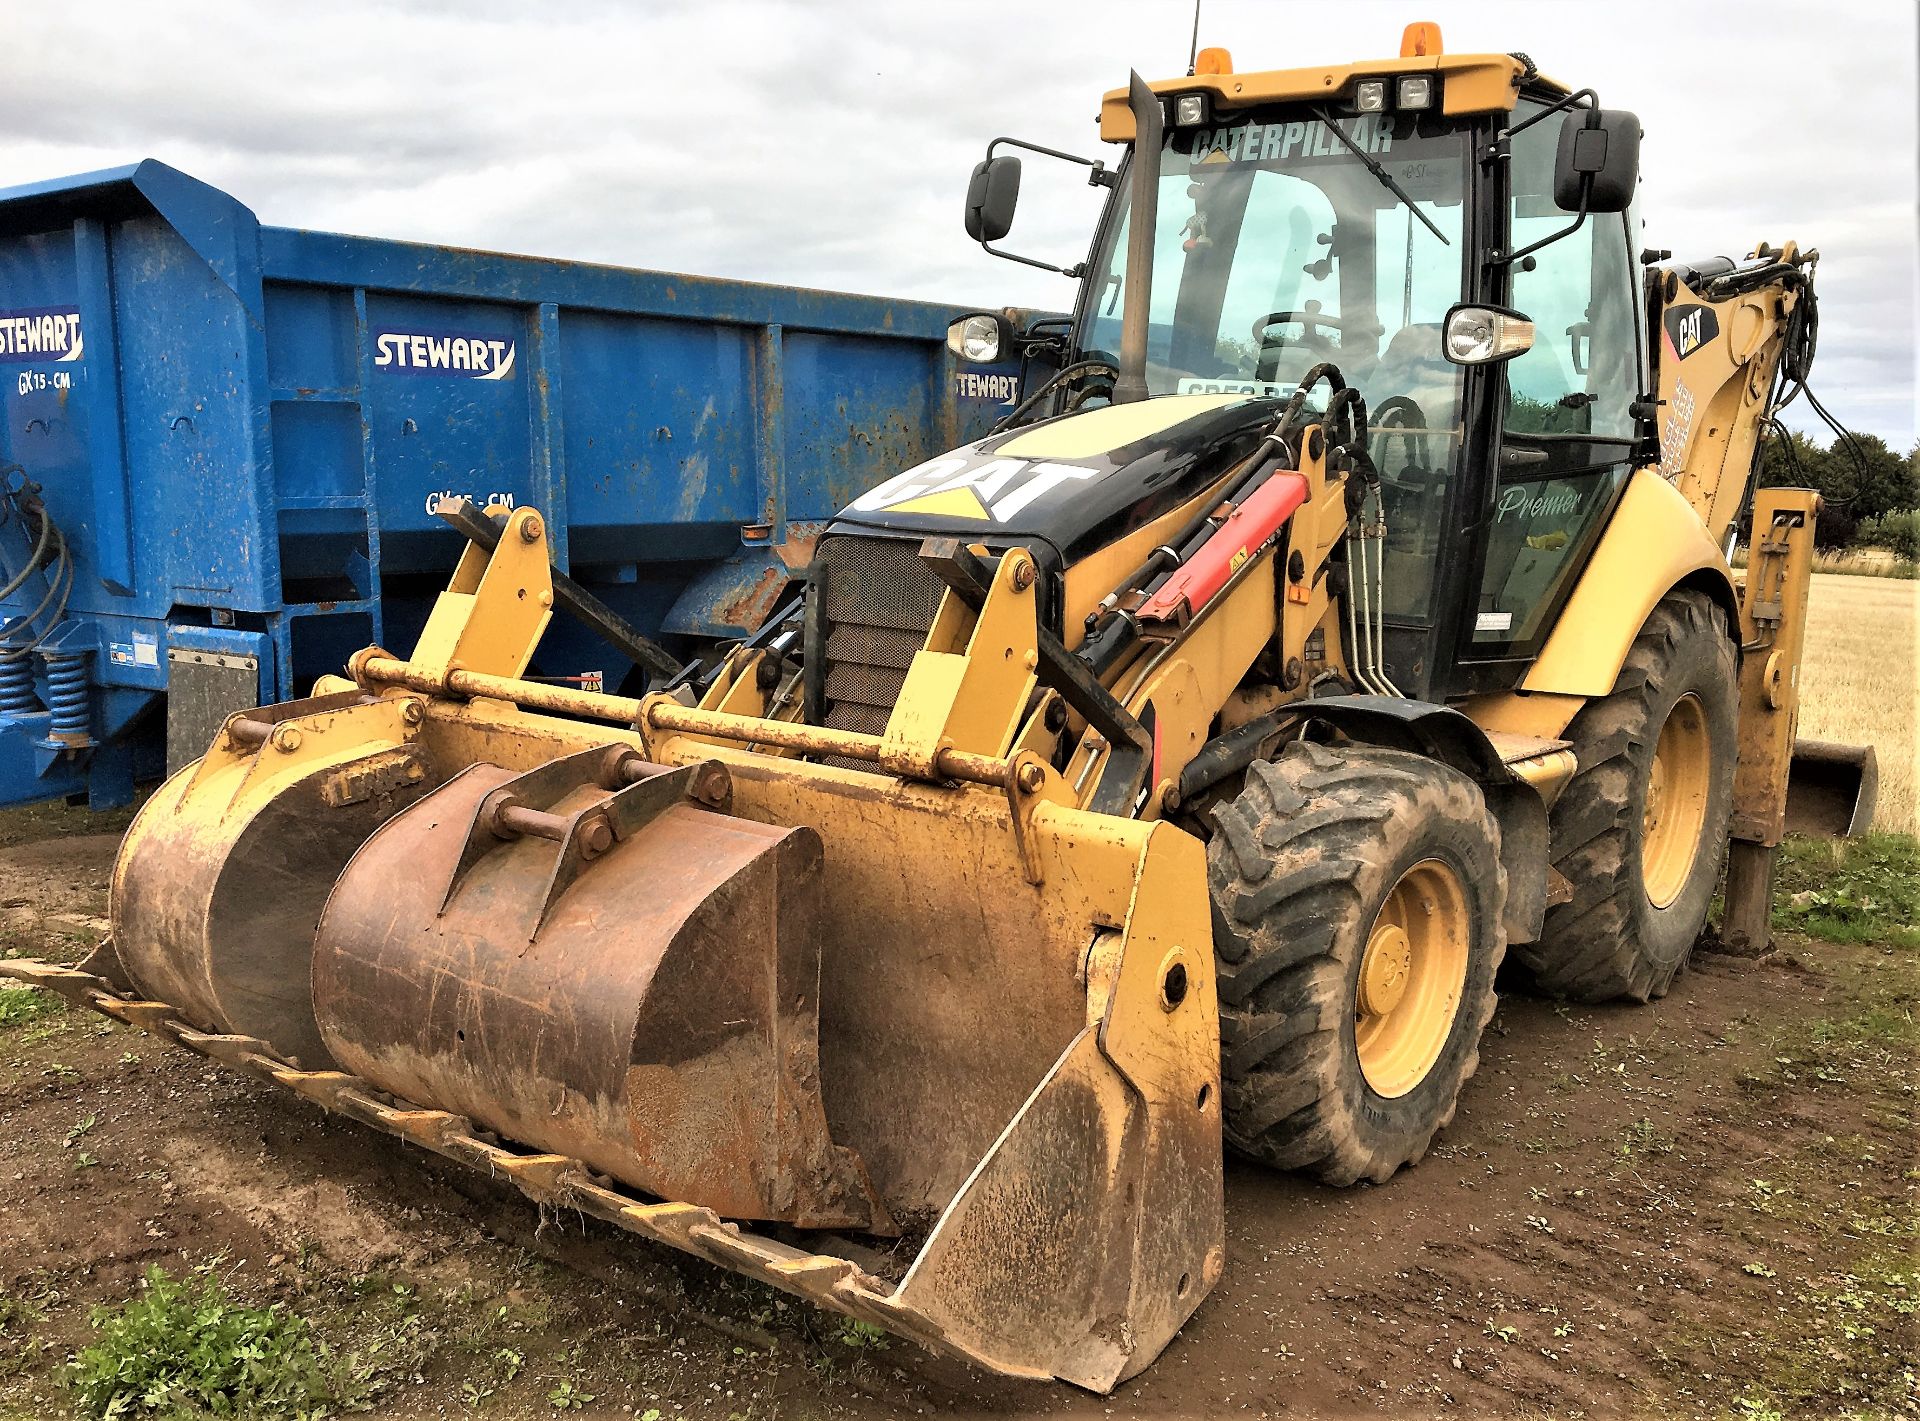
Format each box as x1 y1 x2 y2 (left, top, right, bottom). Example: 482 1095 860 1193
1135 471 1308 626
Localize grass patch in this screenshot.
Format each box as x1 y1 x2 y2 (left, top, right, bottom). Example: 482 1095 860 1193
1710 1216 1919 1419
0 798 140 850
0 984 61 1029
69 1264 366 1420
1775 833 1920 949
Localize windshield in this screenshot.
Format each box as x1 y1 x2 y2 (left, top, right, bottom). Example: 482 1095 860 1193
1084 107 1467 404
1082 106 1470 619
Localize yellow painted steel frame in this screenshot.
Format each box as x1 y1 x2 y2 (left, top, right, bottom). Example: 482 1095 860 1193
1655 247 1804 546
1730 488 1819 847
1473 254 1807 741
408 505 555 680
1117 437 1338 818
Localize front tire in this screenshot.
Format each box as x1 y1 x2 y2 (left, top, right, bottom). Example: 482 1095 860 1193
1206 742 1507 1186
1516 589 1737 1002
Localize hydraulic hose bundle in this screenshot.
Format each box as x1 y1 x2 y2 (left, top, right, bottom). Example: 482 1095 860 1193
0 467 74 671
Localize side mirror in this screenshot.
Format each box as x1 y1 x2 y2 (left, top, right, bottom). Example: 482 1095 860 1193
964 156 1021 243
1444 304 1536 365
1554 108 1640 214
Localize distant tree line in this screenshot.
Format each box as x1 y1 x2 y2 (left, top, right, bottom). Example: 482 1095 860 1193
1754 429 1920 557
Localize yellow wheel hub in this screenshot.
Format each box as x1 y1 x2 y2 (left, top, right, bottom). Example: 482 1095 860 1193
1359 922 1412 1015
1642 693 1711 910
1354 859 1470 1099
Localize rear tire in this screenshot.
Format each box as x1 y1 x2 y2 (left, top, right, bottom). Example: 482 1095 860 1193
1516 589 1737 1002
1206 742 1507 1186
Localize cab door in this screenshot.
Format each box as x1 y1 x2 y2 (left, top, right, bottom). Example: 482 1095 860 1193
1453 100 1646 687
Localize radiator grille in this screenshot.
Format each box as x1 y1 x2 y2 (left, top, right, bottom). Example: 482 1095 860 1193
814 535 945 742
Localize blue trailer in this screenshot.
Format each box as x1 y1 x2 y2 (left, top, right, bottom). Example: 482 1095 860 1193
0 160 1023 809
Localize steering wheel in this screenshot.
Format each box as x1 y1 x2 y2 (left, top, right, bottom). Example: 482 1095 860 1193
1251 301 1346 357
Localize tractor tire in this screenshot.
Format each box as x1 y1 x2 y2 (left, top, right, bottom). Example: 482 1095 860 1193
1516 589 1737 1002
1206 741 1507 1186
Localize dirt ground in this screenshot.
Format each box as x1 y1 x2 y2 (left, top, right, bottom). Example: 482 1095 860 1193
0 811 1914 1421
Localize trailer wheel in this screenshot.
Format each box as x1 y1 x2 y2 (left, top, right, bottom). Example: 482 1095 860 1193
1516 589 1737 1002
1206 741 1507 1186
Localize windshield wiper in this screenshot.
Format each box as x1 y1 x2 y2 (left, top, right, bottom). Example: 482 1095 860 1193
1310 106 1449 246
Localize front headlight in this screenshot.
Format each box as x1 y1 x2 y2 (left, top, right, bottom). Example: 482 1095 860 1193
947 314 1003 363
1173 93 1210 128
1443 304 1535 364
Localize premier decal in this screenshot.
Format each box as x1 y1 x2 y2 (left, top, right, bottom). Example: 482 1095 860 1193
850 452 1099 522
1496 484 1582 522
0 306 83 364
375 329 517 380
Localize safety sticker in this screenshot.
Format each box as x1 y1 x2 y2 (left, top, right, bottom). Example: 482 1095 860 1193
109 632 160 669
1661 379 1696 481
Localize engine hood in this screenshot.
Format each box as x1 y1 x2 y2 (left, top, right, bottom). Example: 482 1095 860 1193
831 394 1278 564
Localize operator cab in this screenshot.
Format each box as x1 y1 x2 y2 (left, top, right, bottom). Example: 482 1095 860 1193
959 30 1646 702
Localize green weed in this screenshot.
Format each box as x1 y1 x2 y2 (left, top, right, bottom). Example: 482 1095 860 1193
69 1264 362 1420
833 1318 891 1352
0 985 59 1030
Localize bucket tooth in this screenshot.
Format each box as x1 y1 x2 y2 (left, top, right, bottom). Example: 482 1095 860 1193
110 690 440 1067
311 748 884 1231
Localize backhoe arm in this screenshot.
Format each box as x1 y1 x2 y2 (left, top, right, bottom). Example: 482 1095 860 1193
1650 241 1817 547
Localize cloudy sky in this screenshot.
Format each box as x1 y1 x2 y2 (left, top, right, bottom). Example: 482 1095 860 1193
7 0 1915 445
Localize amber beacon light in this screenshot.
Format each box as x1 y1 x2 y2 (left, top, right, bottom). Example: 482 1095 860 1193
1400 21 1443 56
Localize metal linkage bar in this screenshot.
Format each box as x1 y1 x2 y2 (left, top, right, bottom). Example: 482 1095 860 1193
350 653 1015 790
434 498 683 681
917 538 1151 814
646 701 1013 788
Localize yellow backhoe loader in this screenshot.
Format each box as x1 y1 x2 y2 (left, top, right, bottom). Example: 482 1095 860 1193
2 25 1876 1391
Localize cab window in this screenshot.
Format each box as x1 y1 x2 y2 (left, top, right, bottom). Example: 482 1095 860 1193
1470 103 1642 652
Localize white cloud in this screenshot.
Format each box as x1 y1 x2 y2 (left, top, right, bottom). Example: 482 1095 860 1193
4 0 1913 442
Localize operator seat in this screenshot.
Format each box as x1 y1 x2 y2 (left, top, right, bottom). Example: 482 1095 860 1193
1364 323 1461 617
1365 323 1458 435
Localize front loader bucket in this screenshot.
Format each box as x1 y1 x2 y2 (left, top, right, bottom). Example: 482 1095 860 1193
311 744 883 1231
1785 738 1878 837
54 499 1226 1389
79 703 1225 1388
111 690 441 1067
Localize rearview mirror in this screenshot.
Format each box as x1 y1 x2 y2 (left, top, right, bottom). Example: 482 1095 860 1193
965 156 1021 243
1554 108 1640 214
